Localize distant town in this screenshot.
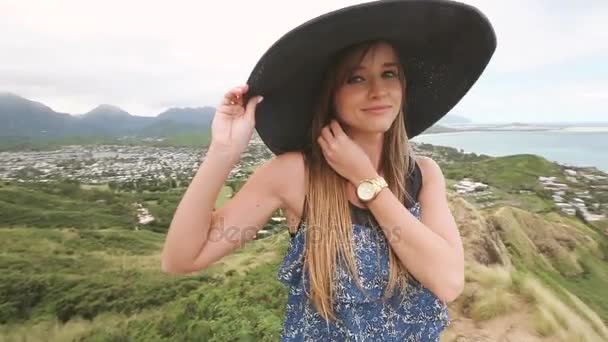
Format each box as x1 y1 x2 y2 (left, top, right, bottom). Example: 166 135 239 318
0 134 273 186
453 173 606 223
1 134 606 233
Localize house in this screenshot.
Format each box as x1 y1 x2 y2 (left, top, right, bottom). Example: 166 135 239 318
454 179 489 194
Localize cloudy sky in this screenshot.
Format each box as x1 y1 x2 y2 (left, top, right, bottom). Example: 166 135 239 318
1 0 607 123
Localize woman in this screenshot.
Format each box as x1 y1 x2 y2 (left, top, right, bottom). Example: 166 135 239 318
161 0 496 340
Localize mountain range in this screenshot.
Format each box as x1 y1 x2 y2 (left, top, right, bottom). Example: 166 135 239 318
0 92 475 138
0 92 216 137
435 114 472 125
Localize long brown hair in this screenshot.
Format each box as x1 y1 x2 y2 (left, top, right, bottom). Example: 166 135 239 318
301 40 417 323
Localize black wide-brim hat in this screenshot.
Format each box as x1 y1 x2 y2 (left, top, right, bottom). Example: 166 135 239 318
245 0 496 155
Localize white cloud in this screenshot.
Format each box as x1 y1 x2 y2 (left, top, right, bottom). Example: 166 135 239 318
0 0 361 115
464 0 608 73
0 0 606 122
577 89 608 101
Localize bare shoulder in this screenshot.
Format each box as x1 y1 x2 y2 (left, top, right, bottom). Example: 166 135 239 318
267 151 306 198
249 150 306 215
273 150 306 175
267 151 307 230
246 150 303 185
414 155 446 187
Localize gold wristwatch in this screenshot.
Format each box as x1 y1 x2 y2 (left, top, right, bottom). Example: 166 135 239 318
356 176 388 203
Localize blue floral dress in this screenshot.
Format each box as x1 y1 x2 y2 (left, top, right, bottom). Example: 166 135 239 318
277 163 450 341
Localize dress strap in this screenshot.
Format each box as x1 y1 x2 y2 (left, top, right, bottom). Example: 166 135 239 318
405 157 423 208
290 195 307 238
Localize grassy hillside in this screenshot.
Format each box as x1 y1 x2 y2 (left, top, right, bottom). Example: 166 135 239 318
1 153 607 341
3 197 607 341
442 154 565 191
491 207 608 321
0 181 136 229
0 180 232 232
0 227 289 341
446 196 608 341
0 228 203 323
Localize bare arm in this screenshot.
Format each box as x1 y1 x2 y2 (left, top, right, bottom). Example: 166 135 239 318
188 153 293 272
160 148 239 274
161 151 294 274
161 83 268 274
361 156 465 303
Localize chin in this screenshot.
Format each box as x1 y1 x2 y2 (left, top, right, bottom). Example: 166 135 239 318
364 123 392 134
345 116 394 134
373 118 395 130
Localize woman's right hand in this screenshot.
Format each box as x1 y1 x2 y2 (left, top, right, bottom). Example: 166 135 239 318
209 84 263 157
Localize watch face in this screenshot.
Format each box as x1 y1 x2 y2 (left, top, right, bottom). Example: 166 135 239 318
357 182 375 201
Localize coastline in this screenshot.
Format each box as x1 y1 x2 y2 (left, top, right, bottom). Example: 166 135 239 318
423 126 608 135
412 129 608 173
546 126 608 133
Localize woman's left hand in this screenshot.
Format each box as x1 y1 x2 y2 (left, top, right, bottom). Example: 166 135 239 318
317 119 378 185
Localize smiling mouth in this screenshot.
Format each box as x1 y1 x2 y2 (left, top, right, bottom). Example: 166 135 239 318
362 105 392 114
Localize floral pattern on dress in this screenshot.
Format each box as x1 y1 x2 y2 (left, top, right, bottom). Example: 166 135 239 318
276 201 451 341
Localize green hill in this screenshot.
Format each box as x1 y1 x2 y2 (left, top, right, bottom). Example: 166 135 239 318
1 153 607 341
0 226 289 341
444 197 608 341
442 154 565 191
0 181 136 229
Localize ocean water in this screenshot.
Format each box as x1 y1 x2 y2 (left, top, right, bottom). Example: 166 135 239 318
411 131 608 172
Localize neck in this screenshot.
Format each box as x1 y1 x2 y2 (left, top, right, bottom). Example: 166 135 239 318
347 129 384 173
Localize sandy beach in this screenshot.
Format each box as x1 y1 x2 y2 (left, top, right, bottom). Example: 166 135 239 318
436 124 608 133
548 126 608 133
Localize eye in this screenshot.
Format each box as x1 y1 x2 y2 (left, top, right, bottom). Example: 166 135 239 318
346 75 364 84
383 70 398 78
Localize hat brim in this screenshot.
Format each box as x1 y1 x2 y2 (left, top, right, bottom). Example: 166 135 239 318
246 0 497 155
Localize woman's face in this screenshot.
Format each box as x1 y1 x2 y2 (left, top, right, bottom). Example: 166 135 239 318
333 42 404 136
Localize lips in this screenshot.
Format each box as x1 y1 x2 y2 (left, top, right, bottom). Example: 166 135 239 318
361 105 392 114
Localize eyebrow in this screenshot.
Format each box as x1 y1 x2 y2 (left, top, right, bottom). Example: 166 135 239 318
352 62 400 71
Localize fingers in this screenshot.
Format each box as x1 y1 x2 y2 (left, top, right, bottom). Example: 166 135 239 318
329 119 345 137
217 104 245 117
221 84 249 106
218 84 251 117
217 84 264 121
244 95 263 122
320 119 345 142
319 127 337 156
317 134 327 149
321 125 333 142
318 119 346 155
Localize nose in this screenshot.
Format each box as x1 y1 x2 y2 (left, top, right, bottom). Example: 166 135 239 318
367 77 388 99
